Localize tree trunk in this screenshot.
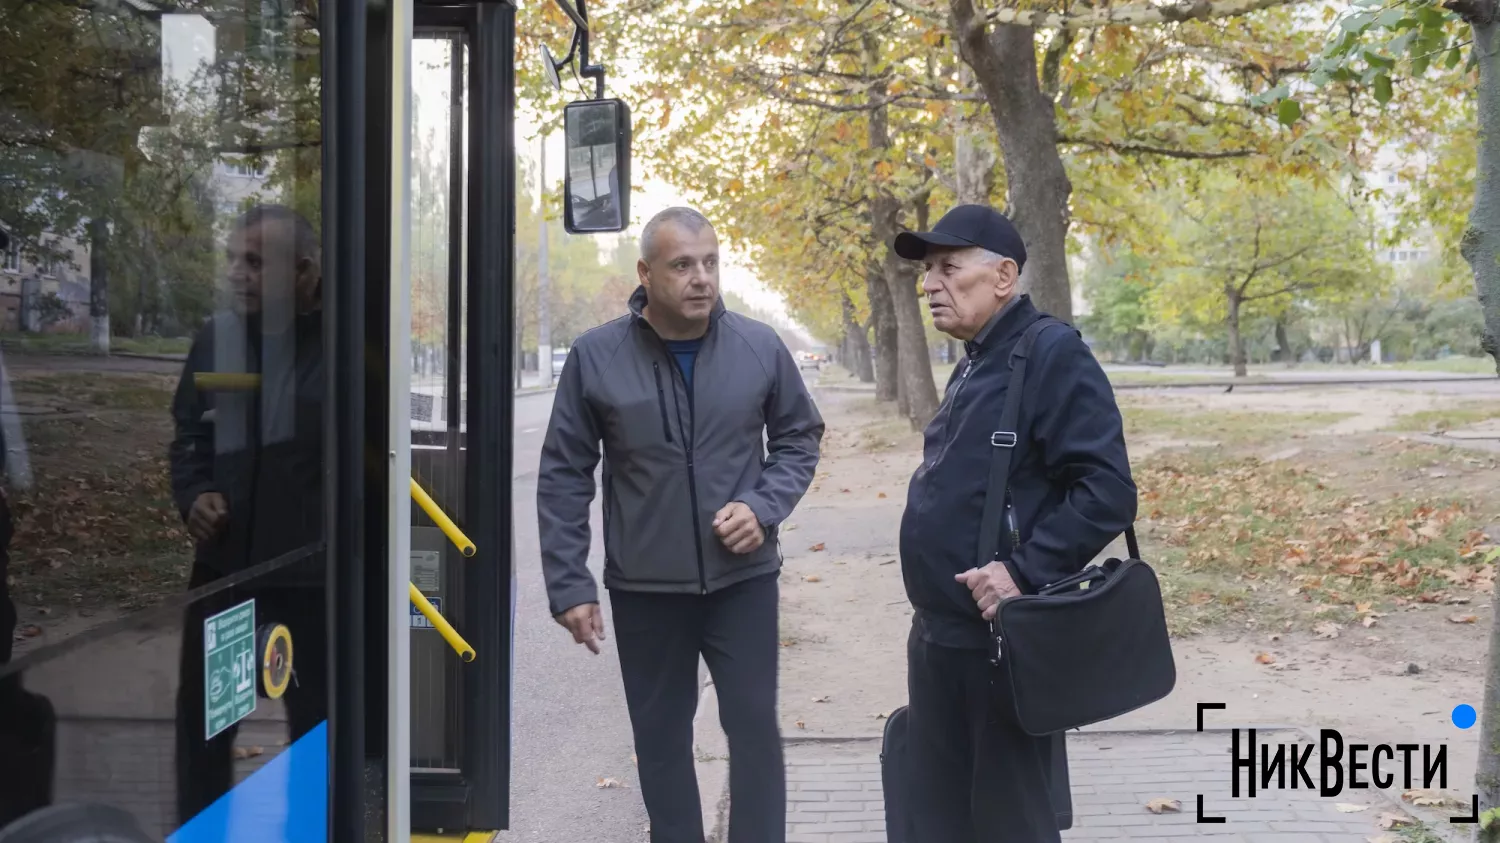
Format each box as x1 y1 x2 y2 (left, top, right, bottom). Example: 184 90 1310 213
1471 26 1500 833
88 217 110 355
1275 318 1292 365
842 290 875 382
867 34 940 428
951 0 1074 323
1469 17 1500 378
1226 293 1247 378
954 62 996 206
868 267 899 403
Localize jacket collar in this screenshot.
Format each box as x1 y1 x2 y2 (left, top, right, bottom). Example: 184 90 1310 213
964 294 1036 358
628 284 727 328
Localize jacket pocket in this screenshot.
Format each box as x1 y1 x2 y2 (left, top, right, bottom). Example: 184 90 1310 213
652 362 674 443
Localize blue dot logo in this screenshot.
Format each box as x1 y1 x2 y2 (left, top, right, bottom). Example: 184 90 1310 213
1453 704 1478 730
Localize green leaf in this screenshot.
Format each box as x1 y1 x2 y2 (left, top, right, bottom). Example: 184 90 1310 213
1277 99 1303 125
1373 73 1393 104
1448 46 1465 69
1340 10 1376 32
1388 30 1416 55
1412 53 1431 75
1374 8 1410 28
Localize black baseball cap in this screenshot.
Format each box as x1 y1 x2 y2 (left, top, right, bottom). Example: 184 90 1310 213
893 204 1027 271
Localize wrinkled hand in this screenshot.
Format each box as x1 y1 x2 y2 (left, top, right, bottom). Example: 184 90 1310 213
188 492 229 543
555 602 606 654
713 502 765 555
955 561 1021 621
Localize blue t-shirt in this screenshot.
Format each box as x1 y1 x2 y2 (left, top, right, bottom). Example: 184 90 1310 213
664 338 704 389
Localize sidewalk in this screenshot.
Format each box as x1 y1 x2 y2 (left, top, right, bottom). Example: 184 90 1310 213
784 730 1443 843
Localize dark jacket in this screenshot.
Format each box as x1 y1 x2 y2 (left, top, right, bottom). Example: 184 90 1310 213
537 286 825 616
168 310 325 583
899 295 1137 649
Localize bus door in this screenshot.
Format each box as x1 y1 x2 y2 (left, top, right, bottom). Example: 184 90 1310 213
402 1 516 839
0 0 387 839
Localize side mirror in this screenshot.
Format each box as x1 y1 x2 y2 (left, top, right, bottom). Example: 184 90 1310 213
562 98 631 235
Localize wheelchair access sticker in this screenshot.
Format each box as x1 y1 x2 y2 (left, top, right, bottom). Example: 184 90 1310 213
205 599 258 740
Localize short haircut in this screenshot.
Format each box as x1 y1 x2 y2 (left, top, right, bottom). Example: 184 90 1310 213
232 203 320 264
640 207 714 263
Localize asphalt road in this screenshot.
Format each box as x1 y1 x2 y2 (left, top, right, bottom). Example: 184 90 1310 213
500 390 651 842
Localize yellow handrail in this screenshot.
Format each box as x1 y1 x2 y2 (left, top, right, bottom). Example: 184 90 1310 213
410 478 476 557
409 583 475 662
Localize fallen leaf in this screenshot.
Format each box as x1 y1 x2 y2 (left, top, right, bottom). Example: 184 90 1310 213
1361 615 1378 628
795 720 806 729
13 624 41 640
1335 802 1369 813
812 696 830 703
1449 614 1478 624
873 711 889 719
1377 811 1413 829
597 777 625 789
877 492 887 499
1314 622 1341 639
809 543 826 552
1145 798 1181 814
1355 601 1373 613
803 575 822 583
1402 789 1460 807
1255 652 1276 665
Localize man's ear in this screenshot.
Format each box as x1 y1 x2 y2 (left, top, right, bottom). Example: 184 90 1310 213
996 259 1020 300
636 258 651 288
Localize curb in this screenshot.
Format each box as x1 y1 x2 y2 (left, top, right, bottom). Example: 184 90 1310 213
692 666 730 843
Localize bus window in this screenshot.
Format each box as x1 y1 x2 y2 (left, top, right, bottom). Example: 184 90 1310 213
0 0 329 839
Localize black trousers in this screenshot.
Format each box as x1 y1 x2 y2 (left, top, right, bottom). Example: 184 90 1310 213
174 564 328 827
907 623 1060 843
610 572 785 843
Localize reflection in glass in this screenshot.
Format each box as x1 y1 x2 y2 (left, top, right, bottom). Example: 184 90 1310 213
565 102 623 232
0 0 327 838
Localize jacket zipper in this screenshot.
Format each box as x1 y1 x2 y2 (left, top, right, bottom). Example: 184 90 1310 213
652 363 674 443
651 329 710 595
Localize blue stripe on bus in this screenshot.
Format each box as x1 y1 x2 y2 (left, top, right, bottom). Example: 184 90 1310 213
168 721 328 843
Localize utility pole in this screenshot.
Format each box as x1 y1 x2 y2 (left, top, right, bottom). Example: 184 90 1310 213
538 133 554 387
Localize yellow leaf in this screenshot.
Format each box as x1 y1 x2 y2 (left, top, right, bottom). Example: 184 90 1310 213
1145 798 1181 814
923 153 938 170
875 161 894 179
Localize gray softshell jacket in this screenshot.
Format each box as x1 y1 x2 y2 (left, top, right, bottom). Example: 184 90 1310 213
537 286 825 616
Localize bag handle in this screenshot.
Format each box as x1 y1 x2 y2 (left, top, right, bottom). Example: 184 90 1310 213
977 317 1139 582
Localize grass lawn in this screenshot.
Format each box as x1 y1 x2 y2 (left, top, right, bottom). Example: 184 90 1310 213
0 332 191 356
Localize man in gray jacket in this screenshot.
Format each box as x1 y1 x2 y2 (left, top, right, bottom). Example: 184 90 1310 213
538 207 824 843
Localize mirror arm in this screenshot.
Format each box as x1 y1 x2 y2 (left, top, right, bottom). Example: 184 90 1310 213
576 0 607 99
552 0 588 33
560 28 580 67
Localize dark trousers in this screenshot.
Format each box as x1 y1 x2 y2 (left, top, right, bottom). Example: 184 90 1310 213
610 572 785 843
907 623 1060 843
174 564 328 827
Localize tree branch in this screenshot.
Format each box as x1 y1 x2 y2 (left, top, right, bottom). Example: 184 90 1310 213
1058 137 1257 159
987 0 1311 31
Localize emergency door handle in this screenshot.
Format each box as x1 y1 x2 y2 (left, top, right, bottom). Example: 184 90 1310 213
409 582 476 662
410 477 476 556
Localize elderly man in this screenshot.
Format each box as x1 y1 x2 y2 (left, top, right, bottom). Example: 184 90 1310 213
893 205 1136 842
538 207 824 843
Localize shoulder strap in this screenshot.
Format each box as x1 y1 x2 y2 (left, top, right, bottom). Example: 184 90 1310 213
976 318 1139 575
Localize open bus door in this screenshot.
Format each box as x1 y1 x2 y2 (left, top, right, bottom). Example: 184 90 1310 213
0 0 627 838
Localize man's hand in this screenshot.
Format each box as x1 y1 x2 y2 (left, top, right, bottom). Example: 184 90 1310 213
955 561 1021 621
555 602 606 654
713 502 765 555
187 492 229 543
